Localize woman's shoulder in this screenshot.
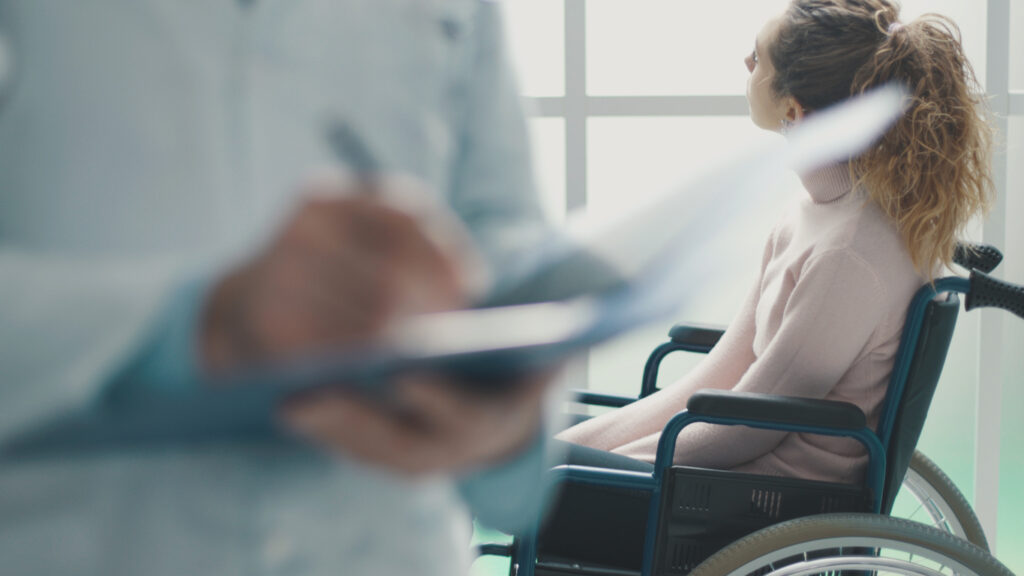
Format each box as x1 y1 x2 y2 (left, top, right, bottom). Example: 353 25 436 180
782 193 914 282
820 199 922 297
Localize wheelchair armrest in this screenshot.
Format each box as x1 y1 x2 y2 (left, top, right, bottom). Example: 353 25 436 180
685 389 867 431
667 323 726 349
571 390 637 408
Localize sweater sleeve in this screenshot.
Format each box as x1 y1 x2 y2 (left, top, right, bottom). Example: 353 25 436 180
555 231 774 451
614 248 888 468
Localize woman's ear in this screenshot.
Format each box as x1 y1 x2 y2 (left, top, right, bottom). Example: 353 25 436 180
783 96 806 123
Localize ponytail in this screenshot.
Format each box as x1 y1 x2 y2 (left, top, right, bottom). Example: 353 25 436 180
771 0 994 277
852 13 993 276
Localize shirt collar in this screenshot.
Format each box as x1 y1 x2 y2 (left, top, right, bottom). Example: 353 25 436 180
800 163 854 204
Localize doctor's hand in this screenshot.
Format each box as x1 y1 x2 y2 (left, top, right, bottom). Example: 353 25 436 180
200 180 473 374
280 370 554 475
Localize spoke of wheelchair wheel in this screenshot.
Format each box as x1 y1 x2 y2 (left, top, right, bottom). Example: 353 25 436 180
907 499 927 521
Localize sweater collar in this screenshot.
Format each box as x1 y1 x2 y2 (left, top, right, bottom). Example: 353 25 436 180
800 163 854 204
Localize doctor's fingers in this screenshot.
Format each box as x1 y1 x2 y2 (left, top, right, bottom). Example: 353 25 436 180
273 227 397 313
282 197 467 305
243 253 395 357
349 203 468 305
271 214 464 328
389 374 550 463
280 196 385 254
285 194 439 258
280 391 469 475
324 196 468 292
395 374 548 422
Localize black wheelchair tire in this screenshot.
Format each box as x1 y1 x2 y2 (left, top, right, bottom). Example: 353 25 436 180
687 513 1013 576
903 449 990 551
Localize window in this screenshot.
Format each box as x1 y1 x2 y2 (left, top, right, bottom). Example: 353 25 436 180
503 0 565 97
586 0 786 96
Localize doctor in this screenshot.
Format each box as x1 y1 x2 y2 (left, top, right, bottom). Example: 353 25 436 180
0 1 554 574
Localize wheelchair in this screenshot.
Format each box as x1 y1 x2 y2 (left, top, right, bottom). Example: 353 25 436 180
479 243 1023 576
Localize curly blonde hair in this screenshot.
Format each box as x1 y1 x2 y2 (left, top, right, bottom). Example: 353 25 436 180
771 0 994 277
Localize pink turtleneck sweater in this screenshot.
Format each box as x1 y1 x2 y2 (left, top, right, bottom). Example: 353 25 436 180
558 164 925 483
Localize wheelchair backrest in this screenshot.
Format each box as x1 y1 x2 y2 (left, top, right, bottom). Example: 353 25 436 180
878 291 960 513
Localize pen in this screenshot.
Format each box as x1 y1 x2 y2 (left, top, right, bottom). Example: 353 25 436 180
326 121 381 194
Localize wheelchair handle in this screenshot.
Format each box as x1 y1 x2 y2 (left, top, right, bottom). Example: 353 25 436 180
966 270 1024 320
953 242 1003 274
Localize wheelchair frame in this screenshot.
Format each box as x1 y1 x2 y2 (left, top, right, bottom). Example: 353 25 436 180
485 244 1021 576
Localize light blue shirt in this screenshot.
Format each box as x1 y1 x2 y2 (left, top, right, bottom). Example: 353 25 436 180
0 1 552 574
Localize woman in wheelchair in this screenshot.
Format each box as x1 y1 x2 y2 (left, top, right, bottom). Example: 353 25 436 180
556 0 994 485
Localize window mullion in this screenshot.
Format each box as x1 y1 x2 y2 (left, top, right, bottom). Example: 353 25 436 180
562 0 590 392
565 0 587 212
975 0 1011 552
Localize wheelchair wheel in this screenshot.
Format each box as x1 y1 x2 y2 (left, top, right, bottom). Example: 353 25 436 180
687 513 1013 576
896 450 989 551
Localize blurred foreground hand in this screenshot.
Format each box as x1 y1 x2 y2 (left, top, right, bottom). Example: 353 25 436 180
201 177 474 371
281 371 552 475
200 176 554 473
